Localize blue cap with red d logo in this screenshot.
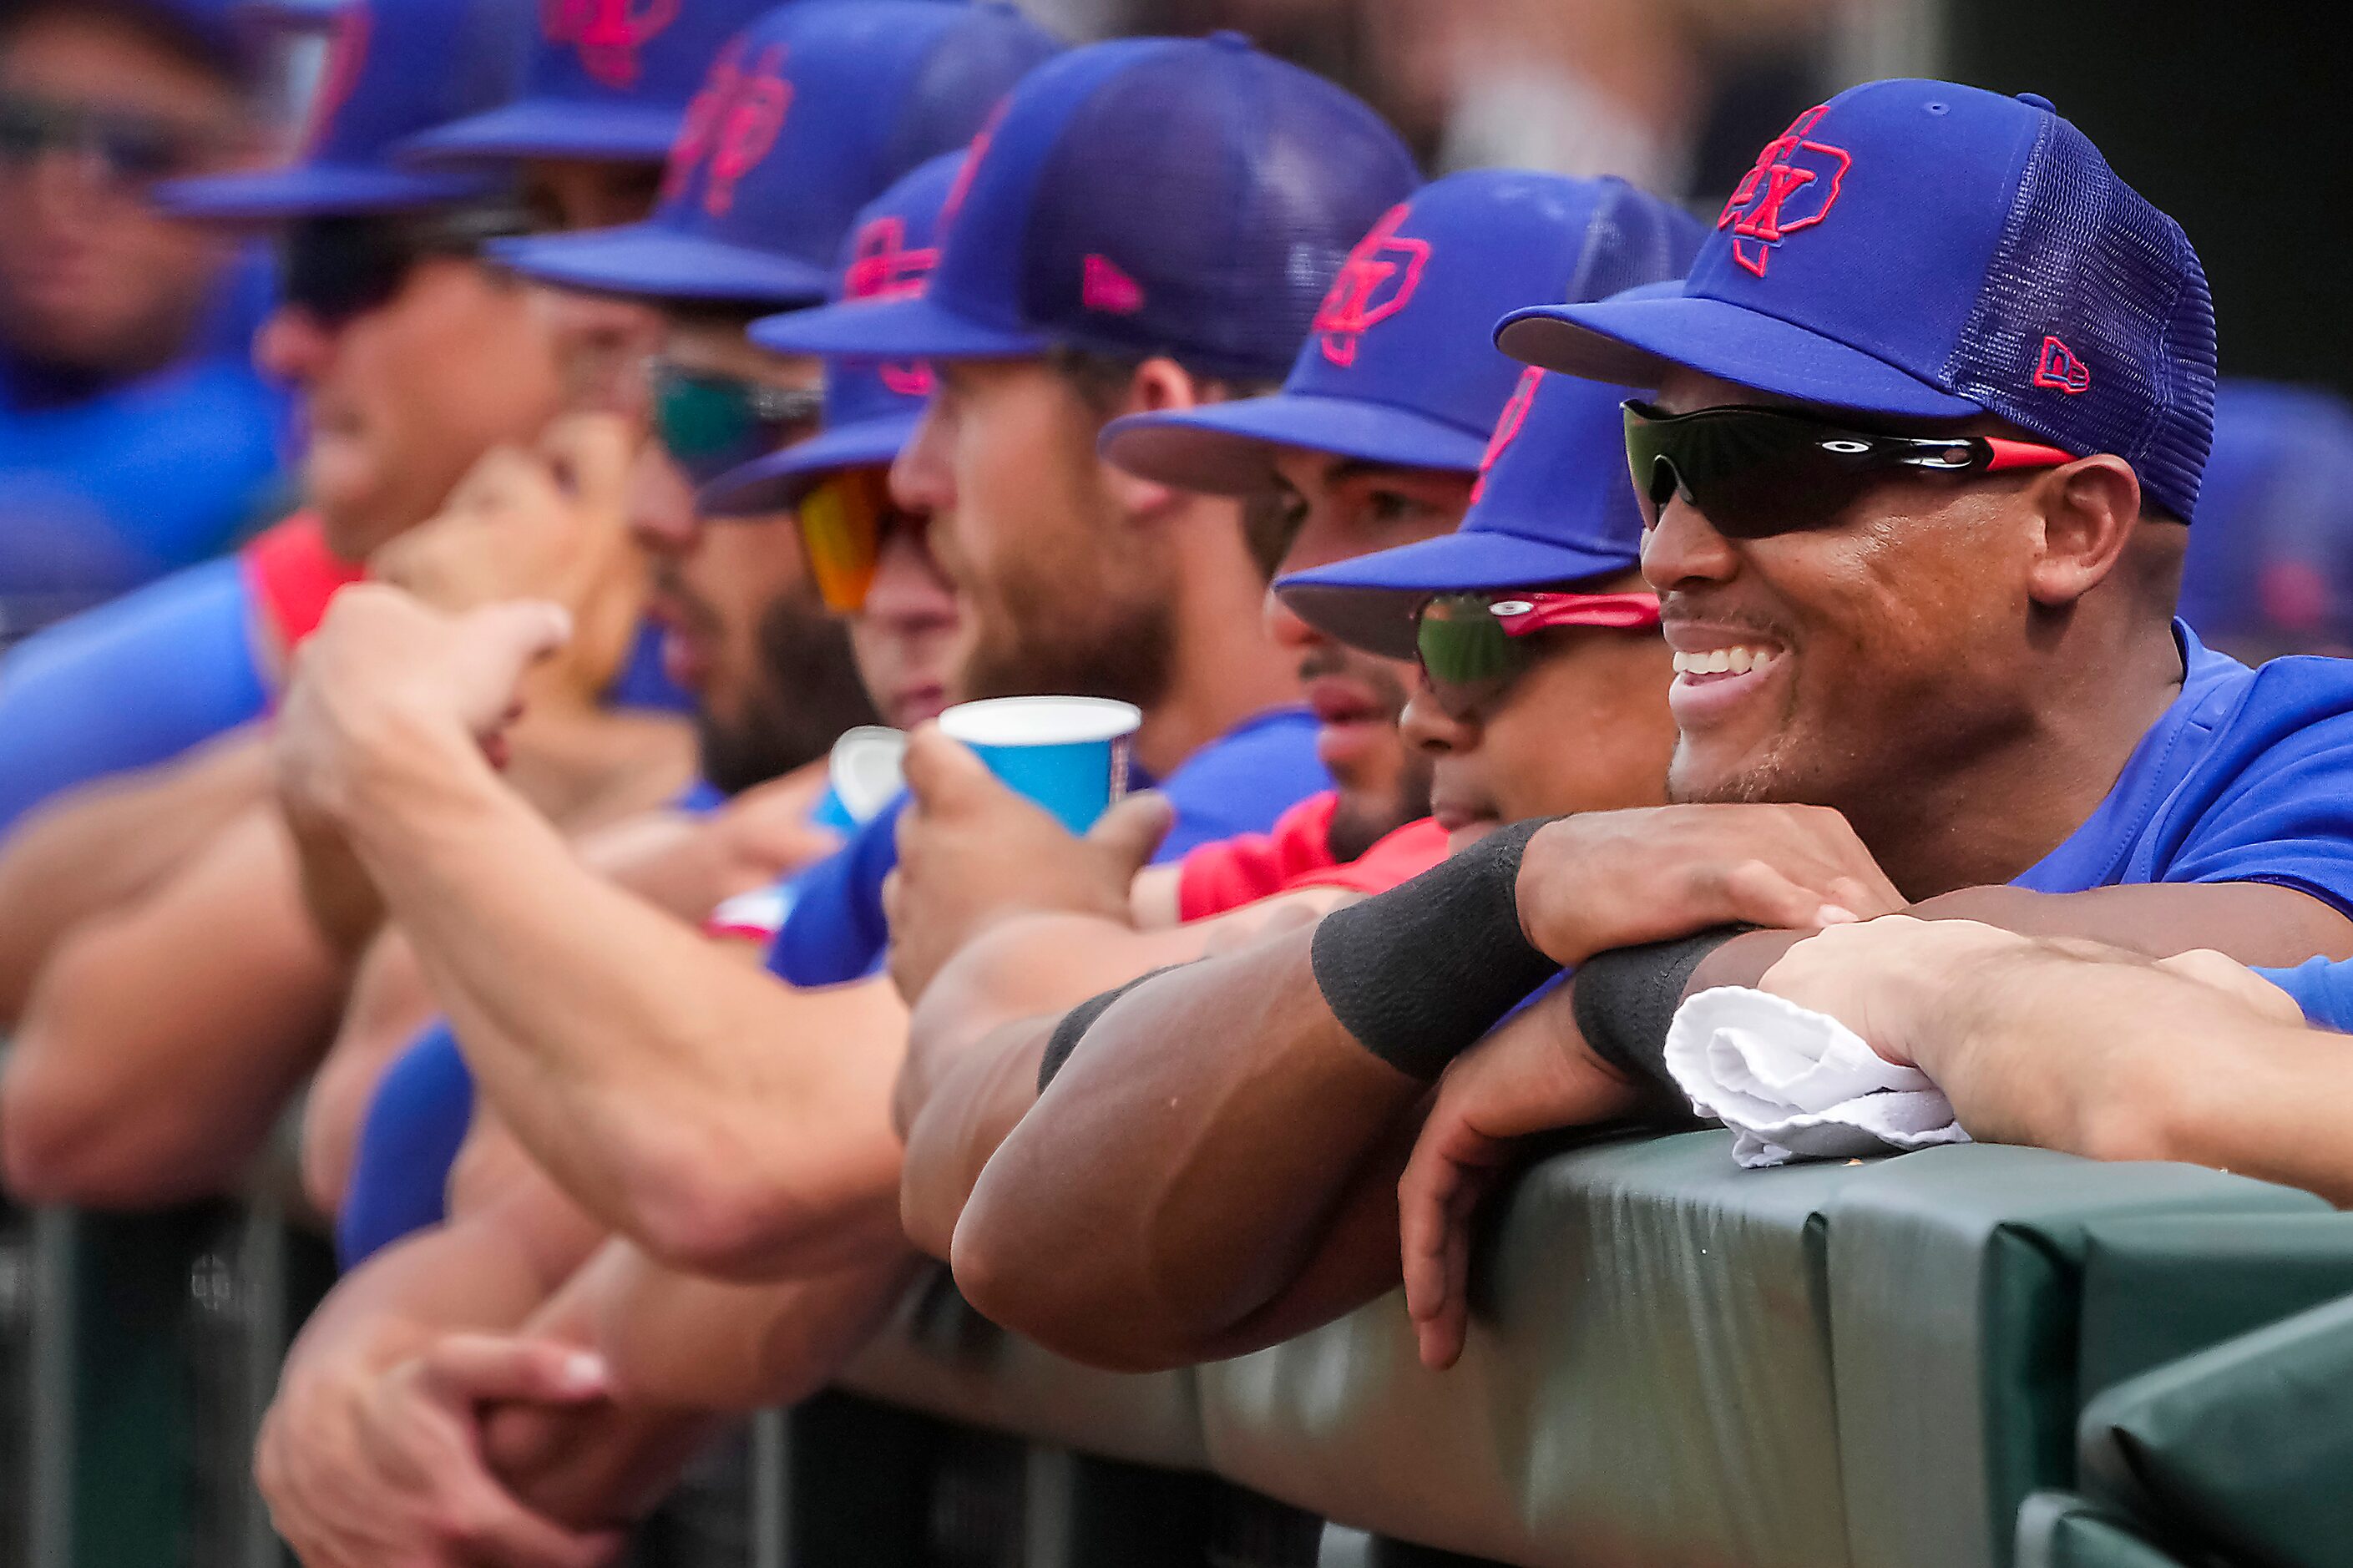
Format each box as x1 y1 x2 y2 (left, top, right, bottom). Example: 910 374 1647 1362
1497 80 2217 524
749 32 1420 381
489 0 1059 307
399 0 827 166
154 0 527 219
1273 282 1674 660
1098 169 1700 495
698 149 964 515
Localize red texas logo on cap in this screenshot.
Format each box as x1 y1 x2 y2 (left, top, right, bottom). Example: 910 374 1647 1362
2032 334 2092 395
1313 204 1431 367
1471 367 1542 504
664 41 792 217
1718 104 1850 278
543 0 681 90
846 216 940 397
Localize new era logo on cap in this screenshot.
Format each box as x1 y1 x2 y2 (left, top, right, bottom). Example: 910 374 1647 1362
543 0 681 89
1718 104 1850 277
1496 79 2218 522
1313 204 1431 367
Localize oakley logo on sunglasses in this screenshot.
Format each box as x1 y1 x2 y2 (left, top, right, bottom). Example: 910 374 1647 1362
1717 104 1850 278
2032 335 2092 395
1312 204 1430 367
665 41 791 216
543 0 681 89
845 216 939 397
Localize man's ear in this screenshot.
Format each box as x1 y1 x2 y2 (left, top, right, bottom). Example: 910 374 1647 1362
2024 453 2143 609
1099 356 1202 518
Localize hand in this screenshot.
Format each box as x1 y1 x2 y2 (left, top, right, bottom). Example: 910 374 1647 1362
255 1333 622 1568
883 726 1174 1003
277 585 573 826
1758 915 2037 1069
1515 804 1905 967
372 414 648 705
1396 989 1645 1372
706 764 846 888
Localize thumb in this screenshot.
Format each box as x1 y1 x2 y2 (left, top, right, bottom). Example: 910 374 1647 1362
1085 790 1174 878
417 1335 609 1407
900 723 995 808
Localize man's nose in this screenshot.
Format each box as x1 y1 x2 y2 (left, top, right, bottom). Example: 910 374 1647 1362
629 451 701 555
1262 585 1320 651
889 401 954 518
1639 494 1741 594
862 525 954 626
1399 679 1478 757
253 305 337 388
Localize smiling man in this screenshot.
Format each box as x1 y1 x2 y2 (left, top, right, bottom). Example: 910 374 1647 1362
949 80 2353 1375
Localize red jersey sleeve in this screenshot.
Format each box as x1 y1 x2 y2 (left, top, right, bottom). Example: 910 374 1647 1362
1176 791 1342 922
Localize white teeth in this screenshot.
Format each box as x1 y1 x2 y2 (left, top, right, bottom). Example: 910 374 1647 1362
1672 645 1777 678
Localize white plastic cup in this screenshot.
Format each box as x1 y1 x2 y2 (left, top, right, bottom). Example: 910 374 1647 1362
935 695 1141 834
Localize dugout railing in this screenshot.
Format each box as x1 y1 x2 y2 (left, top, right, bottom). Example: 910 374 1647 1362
8 1129 2353 1567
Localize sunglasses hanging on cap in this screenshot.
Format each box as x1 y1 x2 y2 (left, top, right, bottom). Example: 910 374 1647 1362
1621 401 2077 539
1414 589 1662 720
0 89 229 188
276 204 534 327
649 363 824 487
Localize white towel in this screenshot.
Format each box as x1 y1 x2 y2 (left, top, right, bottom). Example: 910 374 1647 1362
1662 986 1971 1169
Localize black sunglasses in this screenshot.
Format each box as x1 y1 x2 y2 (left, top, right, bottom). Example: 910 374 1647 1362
277 205 533 327
1414 589 1664 720
0 89 225 187
1622 400 2077 539
650 362 824 486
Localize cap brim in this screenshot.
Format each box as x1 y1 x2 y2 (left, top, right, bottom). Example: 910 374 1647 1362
154 163 498 220
1275 529 1639 660
399 101 681 165
1495 294 1983 421
698 410 920 515
491 226 830 307
749 294 1044 362
1100 395 1490 496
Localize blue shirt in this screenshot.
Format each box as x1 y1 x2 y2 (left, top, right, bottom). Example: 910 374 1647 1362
0 331 286 617
2011 623 2353 913
2253 957 2353 1034
0 579 690 842
765 706 1330 988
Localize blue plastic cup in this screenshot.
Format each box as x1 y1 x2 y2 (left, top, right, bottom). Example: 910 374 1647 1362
936 695 1141 834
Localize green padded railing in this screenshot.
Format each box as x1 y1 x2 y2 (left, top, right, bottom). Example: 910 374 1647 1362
9 1129 2353 1566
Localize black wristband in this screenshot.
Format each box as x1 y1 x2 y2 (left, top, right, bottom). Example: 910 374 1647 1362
1038 965 1185 1093
1571 928 1748 1085
1308 818 1561 1081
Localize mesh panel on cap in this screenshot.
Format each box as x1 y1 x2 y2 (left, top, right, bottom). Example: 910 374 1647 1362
1017 44 1419 381
1564 180 1707 309
1944 114 2216 521
879 11 1063 191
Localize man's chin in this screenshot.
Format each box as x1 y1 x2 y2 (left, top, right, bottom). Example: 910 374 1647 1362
1667 741 1798 807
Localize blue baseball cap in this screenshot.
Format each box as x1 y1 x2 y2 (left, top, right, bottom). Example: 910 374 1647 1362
1274 294 1662 660
489 1 1058 307
2178 381 2353 650
698 150 964 515
154 0 524 219
1495 81 2218 524
750 31 1419 381
398 0 801 166
1097 169 1700 496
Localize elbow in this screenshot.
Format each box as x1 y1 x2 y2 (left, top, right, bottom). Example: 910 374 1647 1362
948 1180 1204 1374
1 1048 241 1208
620 1130 902 1282
2068 1058 2200 1169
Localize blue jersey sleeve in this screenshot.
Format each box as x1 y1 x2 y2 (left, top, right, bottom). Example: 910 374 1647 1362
336 1023 477 1267
763 793 905 988
1151 708 1330 860
0 557 268 837
2138 656 2353 918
